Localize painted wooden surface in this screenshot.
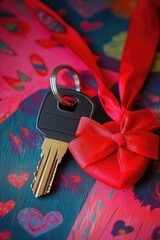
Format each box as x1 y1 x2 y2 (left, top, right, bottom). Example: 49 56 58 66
0 0 160 239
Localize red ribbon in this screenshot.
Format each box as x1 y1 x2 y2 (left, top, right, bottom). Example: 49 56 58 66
119 0 160 111
25 0 160 188
69 109 159 188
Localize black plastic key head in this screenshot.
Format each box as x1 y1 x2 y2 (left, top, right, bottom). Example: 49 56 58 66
37 89 95 142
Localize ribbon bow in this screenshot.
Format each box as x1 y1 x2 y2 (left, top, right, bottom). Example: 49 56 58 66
26 0 160 188
69 109 159 189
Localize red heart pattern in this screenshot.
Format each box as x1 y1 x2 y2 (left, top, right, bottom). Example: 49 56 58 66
0 201 16 217
0 230 11 240
80 20 103 31
8 172 30 189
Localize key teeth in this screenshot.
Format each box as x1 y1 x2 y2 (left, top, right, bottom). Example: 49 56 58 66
30 174 39 197
31 156 44 197
31 139 68 197
31 168 51 198
47 181 52 193
31 173 56 197
46 173 56 194
30 182 41 198
37 157 43 169
30 179 36 193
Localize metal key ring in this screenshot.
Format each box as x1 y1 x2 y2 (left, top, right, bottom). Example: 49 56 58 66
50 65 81 107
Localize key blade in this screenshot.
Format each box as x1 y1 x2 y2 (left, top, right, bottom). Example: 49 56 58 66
31 138 68 197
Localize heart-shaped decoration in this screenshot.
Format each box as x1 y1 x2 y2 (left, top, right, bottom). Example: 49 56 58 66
111 220 134 237
69 109 159 189
80 20 103 31
0 201 16 217
18 208 63 237
0 230 11 240
8 172 30 189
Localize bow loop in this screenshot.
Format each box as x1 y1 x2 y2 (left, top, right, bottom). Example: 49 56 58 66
69 109 159 189
76 117 112 138
120 109 160 132
124 130 159 159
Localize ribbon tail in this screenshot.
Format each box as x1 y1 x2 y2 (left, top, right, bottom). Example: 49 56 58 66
24 0 123 121
119 0 160 110
121 109 160 132
124 131 159 159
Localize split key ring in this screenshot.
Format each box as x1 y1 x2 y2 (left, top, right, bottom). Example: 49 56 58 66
50 65 81 107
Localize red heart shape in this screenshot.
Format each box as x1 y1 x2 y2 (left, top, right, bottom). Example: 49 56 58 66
0 201 16 217
8 172 30 189
0 230 11 240
69 110 159 189
80 20 103 31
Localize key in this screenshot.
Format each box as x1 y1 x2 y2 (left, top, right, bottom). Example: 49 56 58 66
31 88 95 197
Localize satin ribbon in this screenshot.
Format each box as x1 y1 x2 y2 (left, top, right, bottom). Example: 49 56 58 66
69 109 159 188
25 0 160 121
25 0 160 189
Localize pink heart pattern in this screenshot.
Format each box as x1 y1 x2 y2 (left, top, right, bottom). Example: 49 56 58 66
0 230 11 240
18 208 63 237
8 172 30 189
0 201 16 217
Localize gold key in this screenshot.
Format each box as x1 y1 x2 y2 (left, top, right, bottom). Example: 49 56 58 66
31 65 95 197
31 138 68 197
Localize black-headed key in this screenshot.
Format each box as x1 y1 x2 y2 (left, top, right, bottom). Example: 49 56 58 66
31 89 95 197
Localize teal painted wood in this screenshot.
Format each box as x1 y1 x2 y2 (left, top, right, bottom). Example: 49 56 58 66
0 90 95 239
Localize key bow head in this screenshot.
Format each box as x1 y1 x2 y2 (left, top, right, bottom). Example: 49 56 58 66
69 109 160 189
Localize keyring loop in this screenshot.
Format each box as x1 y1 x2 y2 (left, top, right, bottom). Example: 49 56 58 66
50 65 81 107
